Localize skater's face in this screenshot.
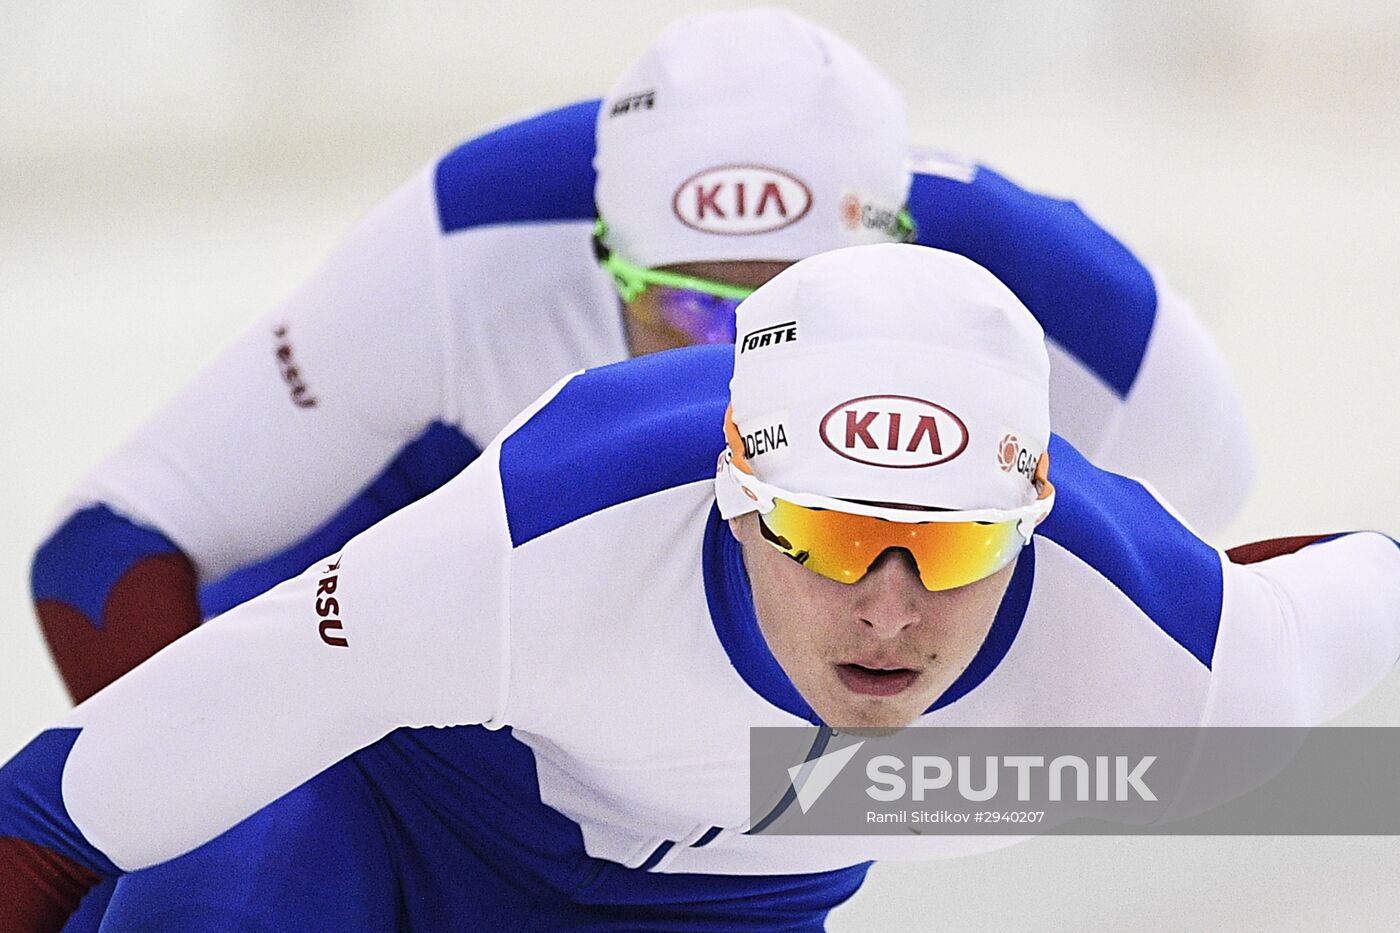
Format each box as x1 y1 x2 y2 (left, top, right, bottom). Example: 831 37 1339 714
622 260 790 356
731 511 1015 730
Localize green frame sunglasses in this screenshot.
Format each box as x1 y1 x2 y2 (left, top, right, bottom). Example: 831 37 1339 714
591 212 919 304
592 219 756 303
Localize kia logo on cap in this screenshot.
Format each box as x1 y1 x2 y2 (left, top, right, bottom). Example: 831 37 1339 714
819 395 970 469
672 164 813 235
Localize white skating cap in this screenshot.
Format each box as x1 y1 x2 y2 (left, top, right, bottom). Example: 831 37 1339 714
724 244 1051 512
594 8 910 270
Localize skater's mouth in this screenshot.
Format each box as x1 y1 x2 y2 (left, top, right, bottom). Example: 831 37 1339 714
835 663 919 697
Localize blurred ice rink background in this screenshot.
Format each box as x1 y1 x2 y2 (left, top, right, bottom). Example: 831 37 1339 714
2 1 1398 929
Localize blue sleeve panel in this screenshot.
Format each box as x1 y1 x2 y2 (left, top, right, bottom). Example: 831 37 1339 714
201 421 481 617
498 344 733 548
31 507 181 627
908 166 1157 398
95 760 398 933
0 729 119 877
1039 434 1224 667
435 99 601 234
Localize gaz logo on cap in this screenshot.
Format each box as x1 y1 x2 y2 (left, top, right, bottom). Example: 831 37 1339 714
672 165 812 235
997 433 1040 482
819 395 969 468
838 193 903 237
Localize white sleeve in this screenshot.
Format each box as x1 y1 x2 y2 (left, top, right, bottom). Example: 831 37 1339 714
56 442 511 872
64 164 451 580
1203 533 1400 726
1089 273 1256 537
